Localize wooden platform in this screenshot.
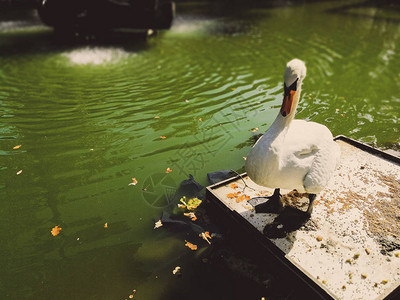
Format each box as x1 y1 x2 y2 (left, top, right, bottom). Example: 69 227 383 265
206 136 400 299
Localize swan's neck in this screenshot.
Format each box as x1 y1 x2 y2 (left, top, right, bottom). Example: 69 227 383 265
269 87 301 138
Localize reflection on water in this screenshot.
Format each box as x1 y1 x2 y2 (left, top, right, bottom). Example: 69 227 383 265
0 1 399 299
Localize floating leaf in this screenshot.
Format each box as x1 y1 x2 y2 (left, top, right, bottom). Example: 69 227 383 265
154 219 163 229
180 196 202 210
160 136 167 139
200 231 212 244
185 240 197 250
129 178 138 186
184 212 197 221
172 266 181 276
165 168 172 173
16 170 22 175
230 183 238 189
51 225 62 236
13 145 22 149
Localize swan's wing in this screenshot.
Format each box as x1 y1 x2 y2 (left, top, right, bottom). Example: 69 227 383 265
285 120 340 193
284 120 332 157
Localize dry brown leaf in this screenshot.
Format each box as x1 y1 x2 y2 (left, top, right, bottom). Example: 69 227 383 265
185 240 197 250
13 145 22 149
51 225 62 236
226 192 241 199
236 194 250 203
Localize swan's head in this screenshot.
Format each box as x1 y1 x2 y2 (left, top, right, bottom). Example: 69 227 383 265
280 59 307 117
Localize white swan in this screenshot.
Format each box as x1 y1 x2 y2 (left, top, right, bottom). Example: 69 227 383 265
245 59 340 216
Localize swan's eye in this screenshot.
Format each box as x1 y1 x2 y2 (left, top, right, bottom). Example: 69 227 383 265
284 78 298 94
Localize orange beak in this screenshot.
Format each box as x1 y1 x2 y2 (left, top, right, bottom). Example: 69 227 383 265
280 90 296 117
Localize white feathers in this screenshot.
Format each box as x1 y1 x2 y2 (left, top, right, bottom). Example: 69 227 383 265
245 59 340 194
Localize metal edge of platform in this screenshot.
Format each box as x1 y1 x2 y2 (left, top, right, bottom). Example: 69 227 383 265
205 135 400 300
334 135 400 165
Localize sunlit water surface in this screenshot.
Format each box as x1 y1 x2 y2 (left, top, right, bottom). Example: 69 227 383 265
0 1 399 299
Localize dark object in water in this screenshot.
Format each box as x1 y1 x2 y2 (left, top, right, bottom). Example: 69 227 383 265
37 0 175 34
179 174 204 197
207 170 237 185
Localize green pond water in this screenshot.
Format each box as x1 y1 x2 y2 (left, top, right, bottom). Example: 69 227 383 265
1 1 399 299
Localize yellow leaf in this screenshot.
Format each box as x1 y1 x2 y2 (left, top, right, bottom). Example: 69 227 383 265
230 183 238 189
16 170 22 175
51 225 62 236
13 145 22 149
204 231 212 239
198 118 203 122
165 168 172 173
160 136 167 139
185 240 197 250
104 223 108 228
154 116 160 119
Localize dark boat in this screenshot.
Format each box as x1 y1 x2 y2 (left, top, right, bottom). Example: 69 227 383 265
37 0 175 34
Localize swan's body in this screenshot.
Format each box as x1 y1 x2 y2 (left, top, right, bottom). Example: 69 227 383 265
245 59 340 216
